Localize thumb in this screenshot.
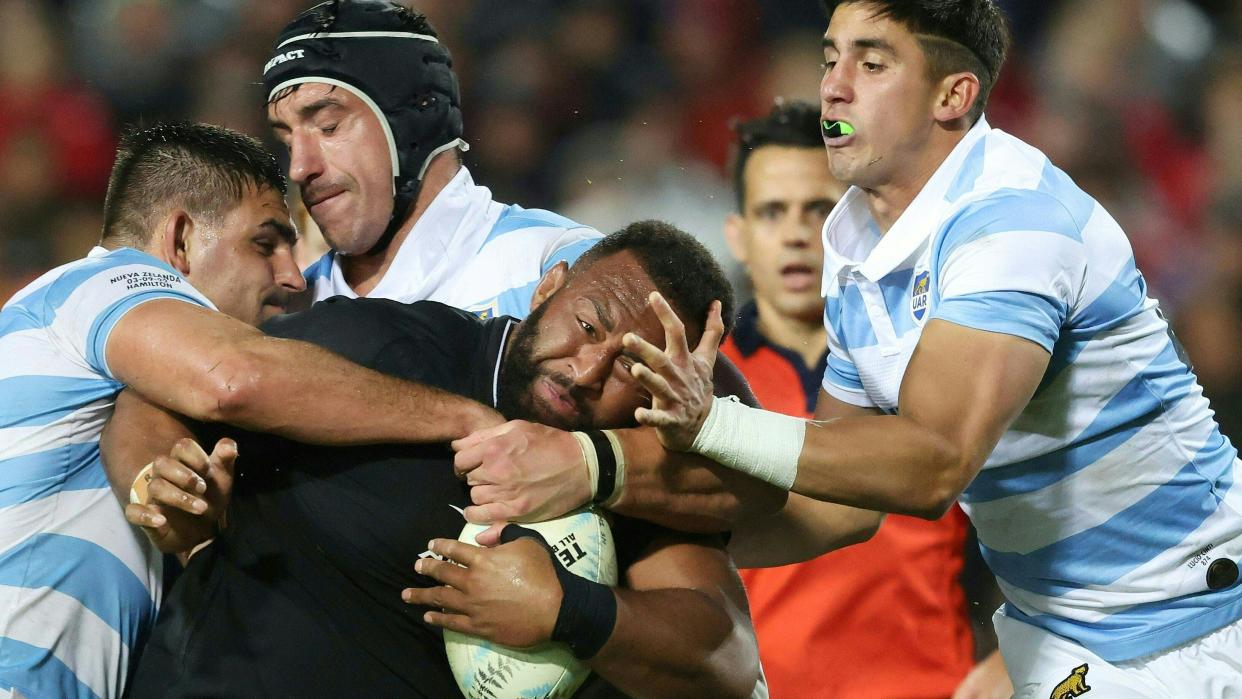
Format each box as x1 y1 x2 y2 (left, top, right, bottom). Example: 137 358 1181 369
472 521 509 547
209 438 239 475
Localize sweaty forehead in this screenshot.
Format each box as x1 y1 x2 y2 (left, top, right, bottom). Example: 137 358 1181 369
573 251 656 318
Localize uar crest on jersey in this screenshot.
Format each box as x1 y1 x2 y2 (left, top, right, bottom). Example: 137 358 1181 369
911 270 930 323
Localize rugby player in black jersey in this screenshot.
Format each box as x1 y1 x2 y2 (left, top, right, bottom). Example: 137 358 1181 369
102 221 762 698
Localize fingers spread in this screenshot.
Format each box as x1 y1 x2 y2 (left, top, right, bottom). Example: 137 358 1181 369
693 300 725 369
630 363 678 402
623 332 671 372
648 291 689 358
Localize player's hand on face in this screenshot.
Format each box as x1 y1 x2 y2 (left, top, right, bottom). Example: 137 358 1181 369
451 420 590 524
125 437 237 554
402 537 561 648
625 293 723 451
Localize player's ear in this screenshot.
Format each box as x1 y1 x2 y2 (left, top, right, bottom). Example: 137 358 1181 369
932 71 980 124
724 213 748 264
160 210 194 276
530 261 570 312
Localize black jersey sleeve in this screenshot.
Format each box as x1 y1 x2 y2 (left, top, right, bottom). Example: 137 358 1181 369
259 297 485 389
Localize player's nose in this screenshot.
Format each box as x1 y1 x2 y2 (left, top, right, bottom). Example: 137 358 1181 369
287 132 325 186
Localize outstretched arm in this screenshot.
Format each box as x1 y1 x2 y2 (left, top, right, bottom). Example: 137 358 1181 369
630 318 1050 518
727 390 884 567
107 299 501 445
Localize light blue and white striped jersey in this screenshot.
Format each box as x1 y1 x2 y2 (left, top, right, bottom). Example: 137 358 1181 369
819 118 1242 661
303 166 601 318
0 247 214 699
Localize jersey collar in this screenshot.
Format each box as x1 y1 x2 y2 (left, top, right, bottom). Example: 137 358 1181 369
821 117 992 289
354 165 495 300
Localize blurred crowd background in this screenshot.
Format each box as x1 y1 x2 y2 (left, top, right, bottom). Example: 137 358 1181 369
2 0 1242 437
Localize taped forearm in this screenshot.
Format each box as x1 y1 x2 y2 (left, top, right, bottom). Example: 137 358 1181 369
607 427 787 533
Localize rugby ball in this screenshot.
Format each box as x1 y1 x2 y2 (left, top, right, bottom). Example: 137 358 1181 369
444 506 618 699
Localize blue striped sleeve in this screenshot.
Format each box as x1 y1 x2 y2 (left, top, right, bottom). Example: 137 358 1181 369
824 353 865 392
934 290 1066 352
87 290 209 378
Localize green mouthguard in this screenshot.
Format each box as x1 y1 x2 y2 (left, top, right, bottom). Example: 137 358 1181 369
822 120 856 138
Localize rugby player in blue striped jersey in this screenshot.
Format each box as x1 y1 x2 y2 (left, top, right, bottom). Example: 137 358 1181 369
262 1 602 318
618 1 1242 696
0 122 500 699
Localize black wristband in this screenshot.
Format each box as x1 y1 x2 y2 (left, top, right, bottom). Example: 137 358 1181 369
500 524 618 660
586 430 617 505
551 564 617 660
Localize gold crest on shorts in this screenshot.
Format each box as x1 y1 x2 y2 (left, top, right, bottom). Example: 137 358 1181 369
1050 663 1091 699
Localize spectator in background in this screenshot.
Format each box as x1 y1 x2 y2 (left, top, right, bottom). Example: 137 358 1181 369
721 101 1012 699
558 90 745 299
0 0 114 297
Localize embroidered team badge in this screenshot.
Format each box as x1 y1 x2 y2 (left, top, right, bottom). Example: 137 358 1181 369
1049 663 1091 699
911 270 930 323
467 301 499 320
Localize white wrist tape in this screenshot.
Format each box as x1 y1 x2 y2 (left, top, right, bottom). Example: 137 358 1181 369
689 396 806 490
571 431 600 501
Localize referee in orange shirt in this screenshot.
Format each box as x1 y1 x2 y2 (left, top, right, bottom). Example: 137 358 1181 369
722 101 1012 699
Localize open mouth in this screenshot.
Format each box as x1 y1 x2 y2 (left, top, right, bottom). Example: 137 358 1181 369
781 264 818 291
821 119 856 146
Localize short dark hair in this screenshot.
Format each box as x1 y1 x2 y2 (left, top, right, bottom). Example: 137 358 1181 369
822 0 1009 123
101 122 287 247
731 100 824 211
572 220 736 342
